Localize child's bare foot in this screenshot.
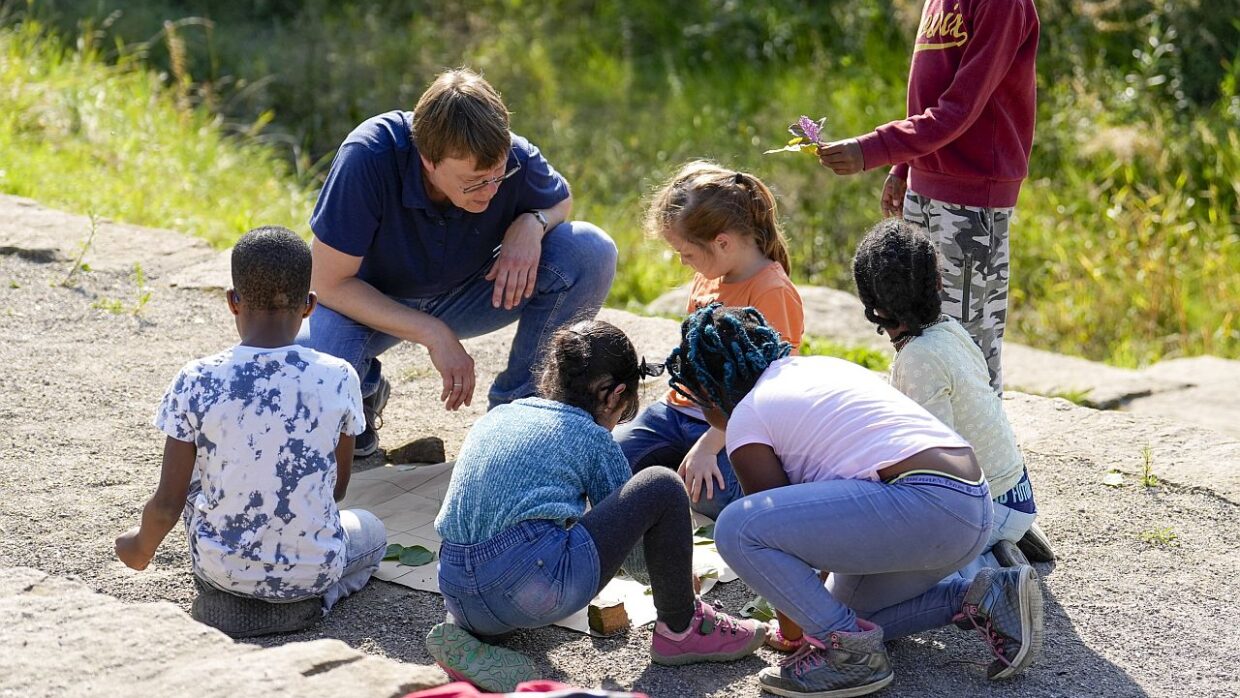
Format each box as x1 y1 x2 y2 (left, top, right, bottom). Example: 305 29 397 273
766 620 807 652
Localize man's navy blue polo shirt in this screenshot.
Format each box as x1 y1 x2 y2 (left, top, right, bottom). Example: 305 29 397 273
309 110 570 299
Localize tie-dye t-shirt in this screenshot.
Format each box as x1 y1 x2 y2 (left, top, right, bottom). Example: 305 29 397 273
154 344 365 600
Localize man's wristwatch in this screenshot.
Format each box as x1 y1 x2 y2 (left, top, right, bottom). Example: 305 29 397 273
527 209 549 233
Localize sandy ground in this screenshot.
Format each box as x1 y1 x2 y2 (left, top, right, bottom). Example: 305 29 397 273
2 247 1238 698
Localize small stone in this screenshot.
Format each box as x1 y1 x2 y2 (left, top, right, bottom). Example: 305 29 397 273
385 436 446 464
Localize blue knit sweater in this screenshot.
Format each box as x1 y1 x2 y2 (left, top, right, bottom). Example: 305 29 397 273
434 397 632 545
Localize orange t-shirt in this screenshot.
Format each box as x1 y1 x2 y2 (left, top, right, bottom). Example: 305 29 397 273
666 261 804 410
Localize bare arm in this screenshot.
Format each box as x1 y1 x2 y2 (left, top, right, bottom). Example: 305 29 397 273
115 437 196 570
486 194 573 310
334 432 355 501
728 443 792 496
311 239 476 410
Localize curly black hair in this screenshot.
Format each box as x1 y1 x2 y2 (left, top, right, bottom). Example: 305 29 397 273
230 226 312 312
851 218 942 337
537 320 642 423
666 304 791 416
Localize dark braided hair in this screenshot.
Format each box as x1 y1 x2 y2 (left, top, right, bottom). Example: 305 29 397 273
231 226 311 312
537 320 642 424
666 304 791 416
851 218 942 337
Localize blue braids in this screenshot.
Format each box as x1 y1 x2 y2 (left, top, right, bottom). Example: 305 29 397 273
666 304 791 415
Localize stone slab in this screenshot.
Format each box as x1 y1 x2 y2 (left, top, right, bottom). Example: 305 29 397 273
0 194 217 279
1124 356 1240 439
0 567 446 698
649 283 1196 409
1005 392 1240 503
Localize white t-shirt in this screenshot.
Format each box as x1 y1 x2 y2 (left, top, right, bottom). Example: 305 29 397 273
155 344 365 600
726 356 969 483
890 317 1025 496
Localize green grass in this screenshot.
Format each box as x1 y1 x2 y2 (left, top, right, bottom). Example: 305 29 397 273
801 336 892 372
0 19 312 247
2 2 1237 367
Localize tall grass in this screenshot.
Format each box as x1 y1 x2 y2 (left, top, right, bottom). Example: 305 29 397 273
0 17 310 246
2 1 1237 365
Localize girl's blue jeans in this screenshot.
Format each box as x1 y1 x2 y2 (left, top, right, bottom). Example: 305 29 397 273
714 474 992 642
612 400 742 519
437 520 600 636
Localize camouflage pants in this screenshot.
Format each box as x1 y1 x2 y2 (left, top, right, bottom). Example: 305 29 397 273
903 190 1012 395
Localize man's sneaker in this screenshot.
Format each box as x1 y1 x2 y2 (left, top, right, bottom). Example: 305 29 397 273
1017 522 1056 563
992 539 1031 568
425 622 537 692
757 619 893 698
953 565 1045 680
355 376 391 457
651 598 767 665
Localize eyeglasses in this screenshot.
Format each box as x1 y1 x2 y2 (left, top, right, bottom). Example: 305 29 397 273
462 164 522 194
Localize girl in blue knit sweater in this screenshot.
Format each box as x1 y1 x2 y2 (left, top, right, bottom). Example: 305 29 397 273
425 320 765 692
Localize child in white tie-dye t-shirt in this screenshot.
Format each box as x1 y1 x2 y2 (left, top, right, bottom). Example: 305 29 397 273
115 226 386 613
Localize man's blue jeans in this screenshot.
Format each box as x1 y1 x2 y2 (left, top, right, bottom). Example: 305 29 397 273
301 221 616 407
612 400 743 519
714 474 992 642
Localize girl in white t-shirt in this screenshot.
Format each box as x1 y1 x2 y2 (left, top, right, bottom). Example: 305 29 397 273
666 305 1044 696
852 218 1052 561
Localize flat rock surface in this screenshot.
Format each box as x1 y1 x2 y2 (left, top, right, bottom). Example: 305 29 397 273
648 283 1218 414
1 196 1238 697
1124 357 1240 439
0 567 446 698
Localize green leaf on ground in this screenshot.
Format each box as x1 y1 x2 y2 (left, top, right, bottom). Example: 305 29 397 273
693 524 715 540
397 545 435 566
383 543 403 561
740 595 776 622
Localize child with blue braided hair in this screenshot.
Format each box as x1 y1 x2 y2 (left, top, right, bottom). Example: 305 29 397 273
614 160 803 521
668 304 1044 696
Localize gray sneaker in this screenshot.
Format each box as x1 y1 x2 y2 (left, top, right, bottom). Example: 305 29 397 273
954 565 1045 680
356 376 391 457
758 619 894 697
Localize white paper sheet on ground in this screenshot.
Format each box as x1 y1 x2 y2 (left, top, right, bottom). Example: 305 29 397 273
339 462 737 635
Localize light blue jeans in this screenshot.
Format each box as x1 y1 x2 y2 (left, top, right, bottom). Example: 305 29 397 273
437 520 601 636
299 222 616 408
714 474 992 642
612 401 743 519
322 508 388 612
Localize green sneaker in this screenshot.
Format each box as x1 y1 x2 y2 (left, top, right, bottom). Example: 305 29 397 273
953 566 1045 680
424 622 537 692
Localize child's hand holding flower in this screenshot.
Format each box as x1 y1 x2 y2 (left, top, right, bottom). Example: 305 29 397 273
764 115 829 158
818 139 864 175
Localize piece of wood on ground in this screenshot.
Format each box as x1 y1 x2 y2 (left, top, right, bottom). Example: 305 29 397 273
587 600 629 636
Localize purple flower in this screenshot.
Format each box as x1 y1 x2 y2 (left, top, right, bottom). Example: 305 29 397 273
798 116 822 145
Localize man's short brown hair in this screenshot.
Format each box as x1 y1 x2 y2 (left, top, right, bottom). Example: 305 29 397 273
412 69 510 168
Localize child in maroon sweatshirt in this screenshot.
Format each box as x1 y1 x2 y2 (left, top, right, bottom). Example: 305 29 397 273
819 0 1040 395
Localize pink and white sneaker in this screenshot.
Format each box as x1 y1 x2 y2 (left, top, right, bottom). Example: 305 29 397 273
651 598 767 665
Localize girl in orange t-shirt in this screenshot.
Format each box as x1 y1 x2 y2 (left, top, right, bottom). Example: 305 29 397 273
615 160 803 521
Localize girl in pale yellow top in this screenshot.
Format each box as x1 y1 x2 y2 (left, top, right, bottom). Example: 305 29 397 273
852 217 1053 563
615 160 803 520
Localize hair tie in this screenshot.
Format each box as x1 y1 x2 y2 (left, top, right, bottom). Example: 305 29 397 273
638 357 666 379
734 172 745 184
